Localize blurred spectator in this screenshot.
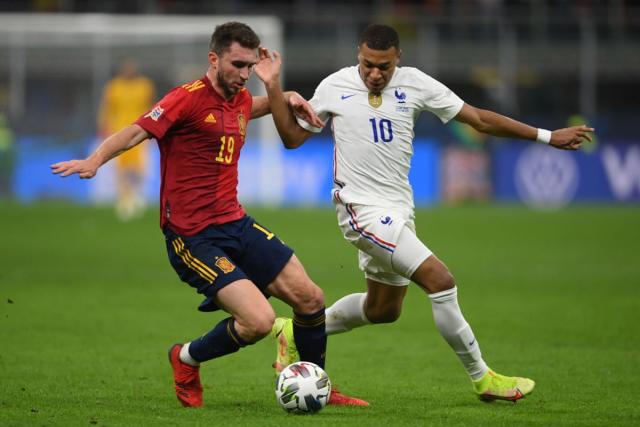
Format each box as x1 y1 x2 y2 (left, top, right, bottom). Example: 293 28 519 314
442 121 491 204
98 58 155 220
0 112 14 198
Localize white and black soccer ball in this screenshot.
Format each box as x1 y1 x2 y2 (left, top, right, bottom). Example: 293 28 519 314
275 361 331 414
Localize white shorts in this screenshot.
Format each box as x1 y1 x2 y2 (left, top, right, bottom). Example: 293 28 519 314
335 202 433 286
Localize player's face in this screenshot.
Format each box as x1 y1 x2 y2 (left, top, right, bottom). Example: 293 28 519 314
210 42 258 99
357 43 400 94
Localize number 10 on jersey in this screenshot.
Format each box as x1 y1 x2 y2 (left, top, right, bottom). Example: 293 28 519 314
369 118 393 143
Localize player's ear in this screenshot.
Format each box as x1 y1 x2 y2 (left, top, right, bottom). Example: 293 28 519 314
396 48 402 64
208 51 219 67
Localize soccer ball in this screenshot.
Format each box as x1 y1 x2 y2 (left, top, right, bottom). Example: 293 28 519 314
275 362 331 414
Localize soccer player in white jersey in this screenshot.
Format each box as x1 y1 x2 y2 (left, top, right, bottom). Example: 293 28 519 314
259 24 593 402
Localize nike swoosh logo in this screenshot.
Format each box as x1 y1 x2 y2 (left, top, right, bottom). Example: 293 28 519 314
341 94 356 100
469 338 476 346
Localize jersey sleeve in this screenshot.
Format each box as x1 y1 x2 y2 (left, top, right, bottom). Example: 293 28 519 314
135 87 190 139
295 79 332 133
414 70 464 124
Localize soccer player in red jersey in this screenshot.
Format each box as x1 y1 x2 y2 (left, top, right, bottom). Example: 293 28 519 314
52 22 367 408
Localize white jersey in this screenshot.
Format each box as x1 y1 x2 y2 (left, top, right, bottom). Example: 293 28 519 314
297 65 464 215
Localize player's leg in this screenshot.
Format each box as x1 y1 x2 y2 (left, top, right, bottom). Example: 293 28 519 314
267 257 369 407
266 254 326 368
129 144 148 218
164 227 275 407
363 279 408 322
409 254 489 380
239 216 368 407
397 227 535 401
325 203 412 334
227 215 327 370
168 279 274 408
114 145 147 220
324 276 408 334
189 278 276 360
114 161 133 220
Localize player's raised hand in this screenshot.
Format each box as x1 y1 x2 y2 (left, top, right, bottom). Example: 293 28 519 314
51 158 99 179
550 125 594 150
254 46 282 86
289 92 325 129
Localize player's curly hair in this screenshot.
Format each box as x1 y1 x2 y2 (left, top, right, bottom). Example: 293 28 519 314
210 22 260 55
358 24 400 51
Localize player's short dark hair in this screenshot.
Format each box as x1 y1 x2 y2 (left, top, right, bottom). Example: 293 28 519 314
210 22 260 55
358 24 400 51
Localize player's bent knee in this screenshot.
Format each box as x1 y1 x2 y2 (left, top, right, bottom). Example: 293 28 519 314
292 282 325 314
432 270 455 293
366 304 402 324
269 255 326 313
240 311 276 342
412 256 456 294
253 316 276 339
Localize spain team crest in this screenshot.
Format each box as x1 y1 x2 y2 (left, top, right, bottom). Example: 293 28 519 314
238 112 246 136
215 256 236 274
368 92 382 108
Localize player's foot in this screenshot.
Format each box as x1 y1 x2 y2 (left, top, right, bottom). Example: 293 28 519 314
328 385 370 406
473 369 535 402
271 317 299 375
271 318 368 406
168 344 203 407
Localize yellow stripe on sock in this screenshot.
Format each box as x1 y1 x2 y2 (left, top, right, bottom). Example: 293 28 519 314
226 319 242 346
293 314 326 328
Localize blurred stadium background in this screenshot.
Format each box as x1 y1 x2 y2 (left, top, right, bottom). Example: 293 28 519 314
1 0 639 207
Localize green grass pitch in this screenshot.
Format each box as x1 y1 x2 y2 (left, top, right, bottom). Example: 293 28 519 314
1 202 639 426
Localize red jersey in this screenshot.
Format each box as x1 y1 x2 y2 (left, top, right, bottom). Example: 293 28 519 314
135 76 251 236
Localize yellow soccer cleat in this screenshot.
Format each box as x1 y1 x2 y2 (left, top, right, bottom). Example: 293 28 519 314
271 317 299 375
473 369 535 402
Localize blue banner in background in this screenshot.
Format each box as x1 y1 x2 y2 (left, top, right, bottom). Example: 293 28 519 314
13 135 640 206
492 142 640 207
13 136 91 203
13 136 161 205
237 137 441 206
13 136 441 207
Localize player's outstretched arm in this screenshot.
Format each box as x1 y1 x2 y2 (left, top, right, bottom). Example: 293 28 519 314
251 92 322 127
51 124 149 179
253 47 319 149
454 103 594 150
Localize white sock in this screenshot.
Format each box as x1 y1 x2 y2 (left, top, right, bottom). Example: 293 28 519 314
326 293 370 335
179 342 200 366
429 287 488 380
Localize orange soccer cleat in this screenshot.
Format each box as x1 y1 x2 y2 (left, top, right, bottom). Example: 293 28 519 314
168 344 203 407
328 385 370 407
